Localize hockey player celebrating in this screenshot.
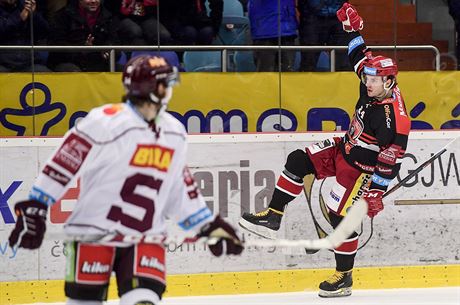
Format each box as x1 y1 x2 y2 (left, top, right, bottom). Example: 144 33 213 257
8 55 243 305
239 2 410 298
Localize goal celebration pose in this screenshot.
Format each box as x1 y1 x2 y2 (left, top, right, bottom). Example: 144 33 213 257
239 2 411 298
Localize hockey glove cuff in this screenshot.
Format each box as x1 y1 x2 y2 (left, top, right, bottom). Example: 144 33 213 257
9 200 48 249
198 215 244 257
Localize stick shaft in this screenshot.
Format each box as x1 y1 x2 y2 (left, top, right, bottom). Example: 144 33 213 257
47 199 368 250
47 231 333 250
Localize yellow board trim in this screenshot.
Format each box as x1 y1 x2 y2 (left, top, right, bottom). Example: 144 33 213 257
1 265 459 304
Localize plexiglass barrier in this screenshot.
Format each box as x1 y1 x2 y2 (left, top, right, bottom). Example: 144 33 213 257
0 0 459 136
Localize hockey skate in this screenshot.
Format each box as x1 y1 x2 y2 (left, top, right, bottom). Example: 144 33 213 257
318 270 353 298
238 208 283 239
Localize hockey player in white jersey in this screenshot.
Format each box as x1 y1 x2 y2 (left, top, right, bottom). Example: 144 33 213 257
8 55 243 305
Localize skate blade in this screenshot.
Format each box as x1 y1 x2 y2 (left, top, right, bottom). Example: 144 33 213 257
318 287 352 298
238 218 278 240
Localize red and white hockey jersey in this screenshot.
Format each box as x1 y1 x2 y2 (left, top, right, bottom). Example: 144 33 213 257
30 102 212 242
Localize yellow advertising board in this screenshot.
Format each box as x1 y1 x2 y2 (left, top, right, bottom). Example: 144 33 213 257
0 72 459 136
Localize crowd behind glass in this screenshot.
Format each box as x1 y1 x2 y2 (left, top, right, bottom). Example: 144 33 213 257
0 0 459 72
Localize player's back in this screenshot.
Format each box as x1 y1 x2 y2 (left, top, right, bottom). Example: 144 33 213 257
63 103 188 240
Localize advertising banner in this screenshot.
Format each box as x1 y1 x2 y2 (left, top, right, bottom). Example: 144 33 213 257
0 131 459 282
0 72 459 136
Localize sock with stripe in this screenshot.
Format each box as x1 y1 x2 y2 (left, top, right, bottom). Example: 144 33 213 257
269 170 304 212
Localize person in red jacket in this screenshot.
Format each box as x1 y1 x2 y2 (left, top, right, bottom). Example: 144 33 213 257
118 0 171 45
239 2 411 298
106 0 171 46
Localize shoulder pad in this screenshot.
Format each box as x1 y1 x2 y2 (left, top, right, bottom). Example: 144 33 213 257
159 112 187 138
75 103 147 143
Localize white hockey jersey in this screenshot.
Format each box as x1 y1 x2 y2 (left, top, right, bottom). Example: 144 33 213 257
30 102 213 243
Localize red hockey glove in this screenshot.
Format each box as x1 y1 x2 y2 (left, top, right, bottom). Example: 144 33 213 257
198 215 244 257
9 200 48 249
362 189 384 218
336 2 363 32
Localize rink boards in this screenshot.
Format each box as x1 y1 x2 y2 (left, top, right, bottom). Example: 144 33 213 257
1 72 460 136
1 130 459 304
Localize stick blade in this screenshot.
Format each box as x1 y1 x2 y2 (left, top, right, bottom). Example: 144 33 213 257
326 198 368 248
242 199 368 251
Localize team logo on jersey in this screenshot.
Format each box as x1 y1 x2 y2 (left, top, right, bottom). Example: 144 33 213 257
378 145 399 165
345 112 364 154
349 114 364 143
130 144 174 171
53 133 92 174
103 104 124 115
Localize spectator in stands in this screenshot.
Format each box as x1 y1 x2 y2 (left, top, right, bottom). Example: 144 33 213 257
448 0 460 70
161 0 223 46
298 0 349 71
47 0 119 71
43 0 67 21
34 0 45 13
248 0 297 72
0 0 50 72
104 0 171 46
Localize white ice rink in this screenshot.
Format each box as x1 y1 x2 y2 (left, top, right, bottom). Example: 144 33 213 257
22 287 460 305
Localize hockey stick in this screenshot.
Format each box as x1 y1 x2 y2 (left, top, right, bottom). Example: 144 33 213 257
245 198 368 249
383 136 460 199
300 137 460 249
46 198 368 250
294 137 459 251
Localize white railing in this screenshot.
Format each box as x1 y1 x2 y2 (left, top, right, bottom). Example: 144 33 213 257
0 45 441 72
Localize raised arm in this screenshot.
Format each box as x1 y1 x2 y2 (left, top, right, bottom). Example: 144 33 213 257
336 3 371 77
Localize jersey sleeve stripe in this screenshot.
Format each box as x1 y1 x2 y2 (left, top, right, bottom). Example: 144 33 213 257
360 132 378 143
178 207 212 230
29 186 56 206
348 36 365 54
